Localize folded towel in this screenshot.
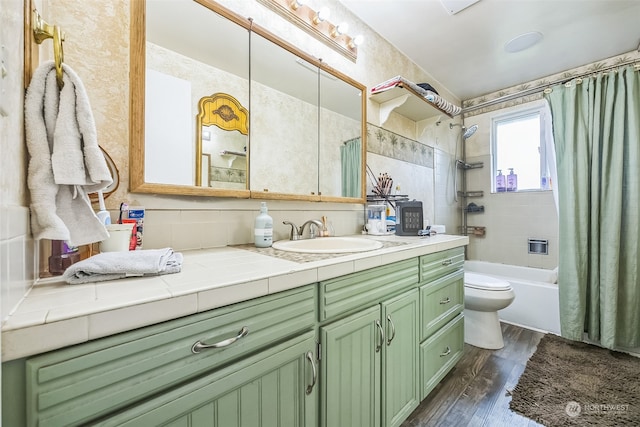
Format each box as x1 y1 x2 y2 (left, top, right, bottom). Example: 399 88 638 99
370 75 462 117
62 248 183 284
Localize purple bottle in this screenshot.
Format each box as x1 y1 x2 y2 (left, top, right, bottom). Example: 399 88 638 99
496 170 506 193
507 168 518 192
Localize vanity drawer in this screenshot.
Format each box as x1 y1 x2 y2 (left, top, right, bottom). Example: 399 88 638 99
420 313 464 399
419 246 464 284
319 258 419 321
420 269 464 340
25 286 316 427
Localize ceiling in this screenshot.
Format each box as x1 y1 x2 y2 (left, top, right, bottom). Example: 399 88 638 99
339 0 640 101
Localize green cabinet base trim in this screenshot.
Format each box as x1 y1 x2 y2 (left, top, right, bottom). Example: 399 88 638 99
420 269 464 340
321 305 381 427
24 286 315 427
319 258 419 321
420 313 464 400
95 331 317 427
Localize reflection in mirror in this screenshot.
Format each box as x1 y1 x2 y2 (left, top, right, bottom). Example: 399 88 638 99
196 93 248 189
319 68 364 200
143 0 249 193
249 31 319 197
131 0 366 201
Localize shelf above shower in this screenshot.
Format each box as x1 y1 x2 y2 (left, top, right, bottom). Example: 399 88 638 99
370 76 462 129
456 160 484 170
458 190 484 198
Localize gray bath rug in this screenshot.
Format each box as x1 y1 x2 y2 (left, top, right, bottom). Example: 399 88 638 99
510 333 640 426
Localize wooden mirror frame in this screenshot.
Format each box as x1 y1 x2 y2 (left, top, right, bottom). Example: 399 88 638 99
129 0 366 202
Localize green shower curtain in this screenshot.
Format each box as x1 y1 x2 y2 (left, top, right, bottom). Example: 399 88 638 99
340 138 362 198
545 65 640 349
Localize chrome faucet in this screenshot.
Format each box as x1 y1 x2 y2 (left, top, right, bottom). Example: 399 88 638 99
300 219 323 239
283 219 323 240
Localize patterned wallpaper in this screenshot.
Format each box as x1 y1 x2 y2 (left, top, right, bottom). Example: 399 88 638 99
463 50 640 118
366 123 434 169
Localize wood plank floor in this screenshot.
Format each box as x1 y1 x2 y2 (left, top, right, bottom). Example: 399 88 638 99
402 323 546 427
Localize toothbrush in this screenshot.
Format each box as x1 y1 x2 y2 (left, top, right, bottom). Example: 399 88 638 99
96 191 111 225
118 202 128 224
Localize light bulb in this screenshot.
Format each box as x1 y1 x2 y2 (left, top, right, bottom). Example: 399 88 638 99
348 34 364 49
331 22 349 37
313 7 330 24
289 0 305 10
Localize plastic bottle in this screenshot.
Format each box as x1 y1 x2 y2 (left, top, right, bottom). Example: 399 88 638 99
254 202 273 247
496 170 506 193
507 168 518 192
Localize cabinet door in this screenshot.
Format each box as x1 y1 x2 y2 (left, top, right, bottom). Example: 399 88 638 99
320 305 381 427
382 289 419 427
96 332 317 427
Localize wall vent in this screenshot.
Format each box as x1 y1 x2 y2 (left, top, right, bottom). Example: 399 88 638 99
528 238 549 255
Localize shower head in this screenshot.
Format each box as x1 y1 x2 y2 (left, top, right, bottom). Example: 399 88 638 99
449 122 479 139
463 124 478 139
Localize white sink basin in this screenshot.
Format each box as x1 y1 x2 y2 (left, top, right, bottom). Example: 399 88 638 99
272 237 383 253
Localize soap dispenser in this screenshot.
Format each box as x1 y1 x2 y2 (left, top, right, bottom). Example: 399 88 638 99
254 202 273 248
496 170 506 193
507 168 518 192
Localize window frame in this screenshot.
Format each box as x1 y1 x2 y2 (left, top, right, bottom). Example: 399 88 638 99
490 105 549 193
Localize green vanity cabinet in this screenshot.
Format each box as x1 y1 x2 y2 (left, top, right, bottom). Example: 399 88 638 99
418 247 465 400
94 331 318 427
3 285 316 427
318 259 420 427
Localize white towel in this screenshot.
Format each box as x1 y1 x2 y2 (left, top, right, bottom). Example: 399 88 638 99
62 248 183 284
25 60 113 246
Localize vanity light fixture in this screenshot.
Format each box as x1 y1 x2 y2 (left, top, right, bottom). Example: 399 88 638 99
257 0 360 61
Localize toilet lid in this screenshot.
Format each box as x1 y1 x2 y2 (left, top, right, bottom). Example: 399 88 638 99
464 272 512 291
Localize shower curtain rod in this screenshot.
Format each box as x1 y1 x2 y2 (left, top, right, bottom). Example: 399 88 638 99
461 59 640 114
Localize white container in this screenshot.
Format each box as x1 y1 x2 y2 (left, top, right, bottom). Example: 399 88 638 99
100 223 135 252
254 202 273 247
366 204 387 235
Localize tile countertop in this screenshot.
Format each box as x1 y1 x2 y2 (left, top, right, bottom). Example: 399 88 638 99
1 234 468 361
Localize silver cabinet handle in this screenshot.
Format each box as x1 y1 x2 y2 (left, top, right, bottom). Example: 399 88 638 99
441 259 452 266
305 351 317 395
375 320 384 353
191 326 249 354
386 315 396 346
440 346 451 357
439 297 451 305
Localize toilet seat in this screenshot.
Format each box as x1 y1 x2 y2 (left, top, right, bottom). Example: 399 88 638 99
464 272 512 291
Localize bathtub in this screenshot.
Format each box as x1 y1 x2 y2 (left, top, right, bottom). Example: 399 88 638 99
464 260 561 334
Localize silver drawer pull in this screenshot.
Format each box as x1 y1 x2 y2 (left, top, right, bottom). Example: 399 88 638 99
441 259 452 266
439 297 451 305
440 346 451 357
386 315 396 346
375 320 384 353
305 351 317 395
191 326 249 354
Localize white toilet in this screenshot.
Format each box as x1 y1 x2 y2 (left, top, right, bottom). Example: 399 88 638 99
463 272 515 350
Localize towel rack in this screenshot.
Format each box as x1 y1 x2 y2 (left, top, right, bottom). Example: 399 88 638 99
32 10 65 89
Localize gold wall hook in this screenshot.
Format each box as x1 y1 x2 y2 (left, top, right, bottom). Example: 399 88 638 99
32 9 65 88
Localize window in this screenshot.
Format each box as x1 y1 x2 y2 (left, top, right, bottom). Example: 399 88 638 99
491 106 550 192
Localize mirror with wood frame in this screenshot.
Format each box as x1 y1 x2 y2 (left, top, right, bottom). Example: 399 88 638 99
130 0 365 201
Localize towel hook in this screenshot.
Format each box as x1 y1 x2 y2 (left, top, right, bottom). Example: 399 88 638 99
32 9 65 89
